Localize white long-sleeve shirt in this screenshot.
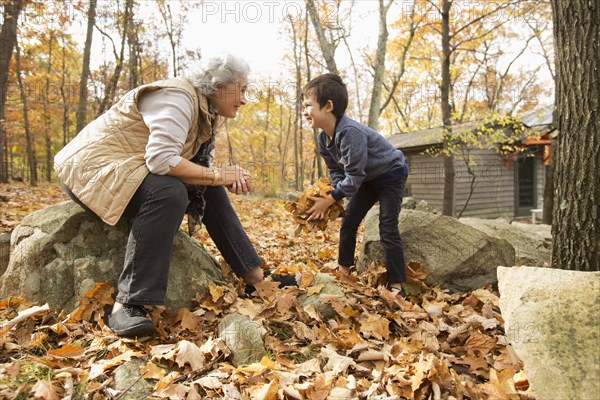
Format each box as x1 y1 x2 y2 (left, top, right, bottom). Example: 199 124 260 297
138 88 195 174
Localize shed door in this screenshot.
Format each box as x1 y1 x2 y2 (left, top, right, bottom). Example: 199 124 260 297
515 156 536 217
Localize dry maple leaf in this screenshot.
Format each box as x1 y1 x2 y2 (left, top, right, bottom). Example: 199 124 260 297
285 178 345 235
175 340 205 371
67 282 114 324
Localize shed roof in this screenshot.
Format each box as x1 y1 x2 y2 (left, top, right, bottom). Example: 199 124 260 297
388 106 555 151
388 121 478 150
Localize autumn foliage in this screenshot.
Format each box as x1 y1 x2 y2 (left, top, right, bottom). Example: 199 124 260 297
285 178 345 235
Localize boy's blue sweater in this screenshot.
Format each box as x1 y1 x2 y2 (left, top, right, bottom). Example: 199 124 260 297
318 115 407 200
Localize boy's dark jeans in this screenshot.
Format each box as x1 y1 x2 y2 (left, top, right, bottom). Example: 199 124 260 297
61 174 261 306
338 165 408 284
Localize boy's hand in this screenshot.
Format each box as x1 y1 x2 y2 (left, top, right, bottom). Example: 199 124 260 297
307 195 336 221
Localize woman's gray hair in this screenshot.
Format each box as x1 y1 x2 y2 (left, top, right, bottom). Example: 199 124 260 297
189 53 250 96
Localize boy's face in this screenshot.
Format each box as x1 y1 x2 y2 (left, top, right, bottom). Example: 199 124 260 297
302 92 333 131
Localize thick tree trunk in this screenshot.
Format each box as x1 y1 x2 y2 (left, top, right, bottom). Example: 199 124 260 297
550 1 600 271
76 0 96 134
0 0 23 182
367 0 392 130
441 0 455 216
542 140 555 225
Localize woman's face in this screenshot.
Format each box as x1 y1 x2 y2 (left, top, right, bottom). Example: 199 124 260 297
210 78 248 118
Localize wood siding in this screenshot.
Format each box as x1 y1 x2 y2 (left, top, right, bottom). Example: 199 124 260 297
405 152 445 212
453 148 515 218
403 148 547 219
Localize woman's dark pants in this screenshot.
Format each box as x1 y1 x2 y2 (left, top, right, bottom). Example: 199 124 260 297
62 174 262 306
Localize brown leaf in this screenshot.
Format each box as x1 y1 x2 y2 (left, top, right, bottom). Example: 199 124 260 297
286 178 345 234
140 361 166 381
465 331 497 355
67 282 113 324
175 340 205 371
47 344 85 359
31 380 62 400
359 313 391 340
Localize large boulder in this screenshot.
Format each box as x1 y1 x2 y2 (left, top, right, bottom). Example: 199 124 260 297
498 266 600 400
360 208 514 292
459 218 551 267
0 201 223 311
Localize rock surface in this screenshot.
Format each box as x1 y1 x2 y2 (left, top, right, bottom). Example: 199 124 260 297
0 201 223 311
360 208 515 291
498 266 600 400
111 357 153 399
0 232 9 277
217 313 266 367
299 273 346 320
459 217 551 267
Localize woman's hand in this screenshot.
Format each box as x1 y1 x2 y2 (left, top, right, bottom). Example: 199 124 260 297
219 165 249 184
227 177 253 194
307 195 336 221
220 165 253 195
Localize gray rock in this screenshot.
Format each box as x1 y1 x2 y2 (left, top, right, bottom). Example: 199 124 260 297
299 273 345 320
402 197 417 210
459 217 551 267
415 200 436 213
498 266 600 400
360 208 514 292
112 357 153 399
218 313 266 367
510 221 551 240
0 201 223 311
0 232 10 277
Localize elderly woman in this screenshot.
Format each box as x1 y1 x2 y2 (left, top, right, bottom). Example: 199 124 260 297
54 54 292 337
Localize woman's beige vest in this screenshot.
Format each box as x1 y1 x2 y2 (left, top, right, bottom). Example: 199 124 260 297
54 78 215 226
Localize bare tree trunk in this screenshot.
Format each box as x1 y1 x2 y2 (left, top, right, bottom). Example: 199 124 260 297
128 20 141 89
98 0 134 115
305 0 338 74
303 8 323 180
15 39 37 186
60 32 71 146
224 121 234 164
76 0 96 134
0 0 23 182
550 0 599 270
157 0 179 77
43 33 54 181
367 0 393 130
441 0 455 216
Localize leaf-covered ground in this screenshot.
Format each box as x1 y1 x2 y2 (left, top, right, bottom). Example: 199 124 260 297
0 183 534 399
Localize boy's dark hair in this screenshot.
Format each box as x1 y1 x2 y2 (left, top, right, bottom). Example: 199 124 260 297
302 73 348 119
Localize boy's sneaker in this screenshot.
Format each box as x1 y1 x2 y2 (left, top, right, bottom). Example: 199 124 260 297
389 286 408 299
108 304 155 337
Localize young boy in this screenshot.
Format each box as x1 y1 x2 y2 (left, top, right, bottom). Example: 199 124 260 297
303 73 409 298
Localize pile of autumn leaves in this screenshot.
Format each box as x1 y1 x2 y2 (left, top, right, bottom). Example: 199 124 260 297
0 183 533 399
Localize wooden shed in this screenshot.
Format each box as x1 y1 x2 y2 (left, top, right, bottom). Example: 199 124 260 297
388 108 555 219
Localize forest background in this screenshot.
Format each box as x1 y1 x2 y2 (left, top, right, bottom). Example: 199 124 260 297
0 0 555 196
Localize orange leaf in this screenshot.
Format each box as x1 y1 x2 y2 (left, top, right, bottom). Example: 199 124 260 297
47 344 85 359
